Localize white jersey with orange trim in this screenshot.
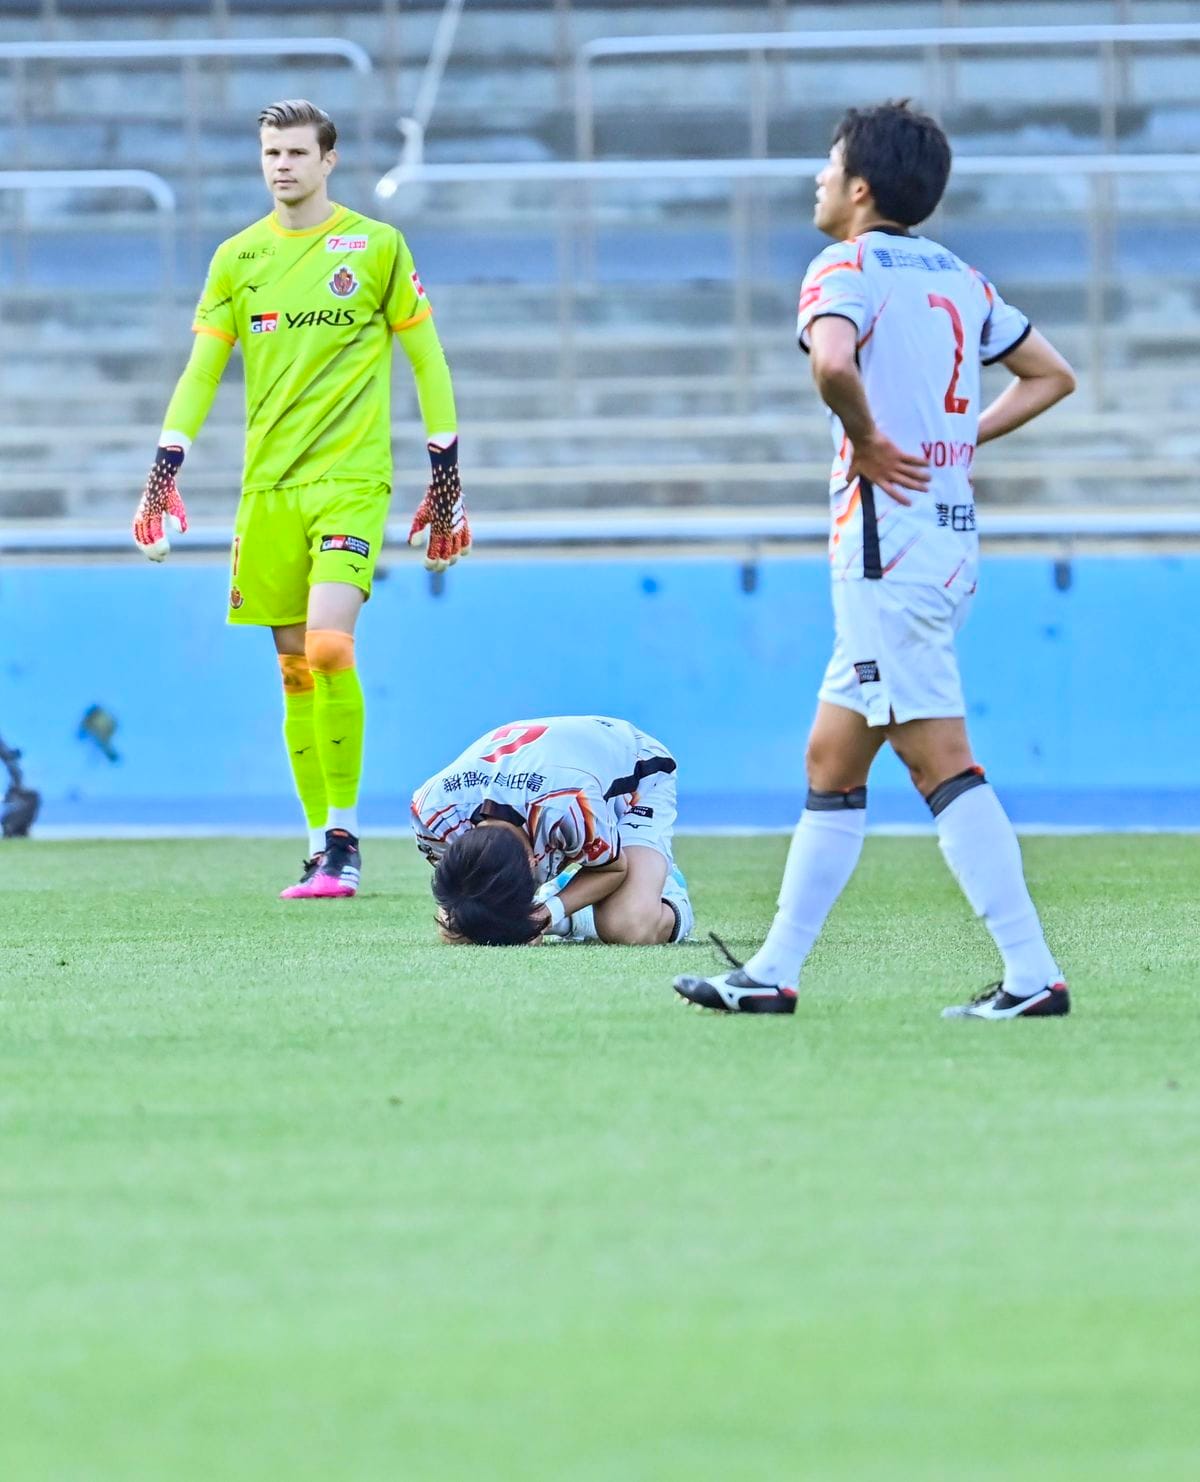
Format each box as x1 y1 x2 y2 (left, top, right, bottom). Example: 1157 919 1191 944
410 716 677 885
797 228 1030 592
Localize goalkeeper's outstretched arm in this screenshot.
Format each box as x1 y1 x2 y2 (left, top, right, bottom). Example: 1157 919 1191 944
133 331 233 560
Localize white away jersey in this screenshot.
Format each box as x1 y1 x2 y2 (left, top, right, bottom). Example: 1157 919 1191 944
411 717 676 885
797 229 1030 591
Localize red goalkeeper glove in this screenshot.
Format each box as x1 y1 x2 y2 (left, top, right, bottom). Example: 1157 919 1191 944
133 444 188 562
408 438 471 572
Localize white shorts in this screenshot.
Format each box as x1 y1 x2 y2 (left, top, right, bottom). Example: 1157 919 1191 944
616 729 678 864
818 579 973 727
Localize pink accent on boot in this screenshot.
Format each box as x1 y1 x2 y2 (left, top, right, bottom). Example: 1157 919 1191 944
305 872 357 898
279 878 320 900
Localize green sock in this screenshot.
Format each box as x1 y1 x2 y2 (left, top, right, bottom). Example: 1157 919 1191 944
312 664 365 812
281 678 327 834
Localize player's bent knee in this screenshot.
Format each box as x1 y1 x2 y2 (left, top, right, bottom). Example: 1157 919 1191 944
805 735 842 787
806 742 865 793
305 628 355 674
594 901 663 946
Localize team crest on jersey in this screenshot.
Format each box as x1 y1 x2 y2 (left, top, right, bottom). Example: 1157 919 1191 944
249 312 279 333
329 266 359 298
229 586 244 609
326 235 367 252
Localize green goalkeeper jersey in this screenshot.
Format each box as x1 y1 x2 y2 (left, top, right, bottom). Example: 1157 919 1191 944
193 205 431 492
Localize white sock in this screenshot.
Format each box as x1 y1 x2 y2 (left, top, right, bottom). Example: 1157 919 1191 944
326 805 359 837
308 826 325 856
933 777 1061 997
661 868 694 941
745 795 867 987
569 905 598 941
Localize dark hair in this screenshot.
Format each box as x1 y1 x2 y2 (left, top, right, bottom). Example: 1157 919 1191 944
833 100 951 227
433 826 542 945
257 99 337 156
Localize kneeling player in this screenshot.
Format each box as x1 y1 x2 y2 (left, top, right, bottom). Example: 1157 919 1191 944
411 716 693 946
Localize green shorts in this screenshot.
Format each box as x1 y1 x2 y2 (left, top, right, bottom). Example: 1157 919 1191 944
228 480 391 627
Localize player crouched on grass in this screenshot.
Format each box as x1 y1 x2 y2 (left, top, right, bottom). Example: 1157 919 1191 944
411 716 693 946
133 99 469 900
675 101 1076 1021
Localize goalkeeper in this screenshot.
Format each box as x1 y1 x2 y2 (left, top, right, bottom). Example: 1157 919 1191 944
134 99 469 898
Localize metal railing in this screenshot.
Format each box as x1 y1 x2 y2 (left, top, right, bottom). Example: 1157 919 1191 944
576 22 1200 160
376 153 1200 414
395 0 467 171
0 39 374 278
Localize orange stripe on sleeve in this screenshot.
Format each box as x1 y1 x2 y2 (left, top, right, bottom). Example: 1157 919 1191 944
193 325 236 345
808 258 860 287
391 304 433 334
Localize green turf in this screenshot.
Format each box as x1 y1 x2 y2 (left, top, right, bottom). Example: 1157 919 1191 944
2 835 1198 1481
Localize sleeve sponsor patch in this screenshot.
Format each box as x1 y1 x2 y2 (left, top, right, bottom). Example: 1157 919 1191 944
320 534 371 557
411 270 425 298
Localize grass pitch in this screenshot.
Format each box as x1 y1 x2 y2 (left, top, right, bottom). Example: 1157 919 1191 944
2 834 1198 1481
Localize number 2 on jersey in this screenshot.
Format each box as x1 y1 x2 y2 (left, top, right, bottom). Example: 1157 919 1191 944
482 723 548 763
928 293 969 414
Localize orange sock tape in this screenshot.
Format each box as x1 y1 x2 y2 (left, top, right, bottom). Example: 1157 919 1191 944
278 653 315 693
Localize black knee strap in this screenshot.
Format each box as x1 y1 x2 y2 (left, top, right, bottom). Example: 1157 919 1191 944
926 767 986 817
806 786 867 811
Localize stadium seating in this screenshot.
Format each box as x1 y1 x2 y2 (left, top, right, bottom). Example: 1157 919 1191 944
2 0 1198 523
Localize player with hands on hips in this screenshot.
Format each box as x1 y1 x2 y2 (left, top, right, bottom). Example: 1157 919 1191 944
133 98 469 898
675 101 1076 1021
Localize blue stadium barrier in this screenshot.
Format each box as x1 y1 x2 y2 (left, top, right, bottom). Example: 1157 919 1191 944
2 552 1197 831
